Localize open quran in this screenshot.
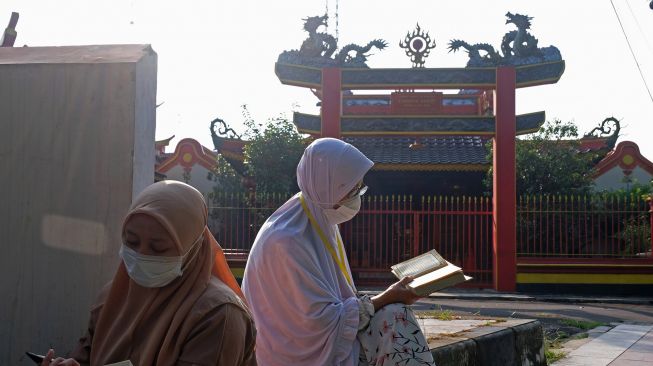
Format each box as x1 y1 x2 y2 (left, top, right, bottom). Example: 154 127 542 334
391 249 472 296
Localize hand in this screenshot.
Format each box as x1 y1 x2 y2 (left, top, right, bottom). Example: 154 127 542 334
371 277 422 311
41 349 80 366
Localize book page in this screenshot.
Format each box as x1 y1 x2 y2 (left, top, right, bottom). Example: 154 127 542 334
391 249 447 279
104 361 134 366
412 273 473 297
408 262 462 289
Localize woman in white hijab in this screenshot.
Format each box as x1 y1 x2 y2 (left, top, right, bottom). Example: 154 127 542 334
243 138 435 366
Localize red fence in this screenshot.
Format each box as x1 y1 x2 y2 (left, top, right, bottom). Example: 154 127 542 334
339 195 493 286
208 192 291 253
208 192 652 287
517 194 652 258
208 193 493 287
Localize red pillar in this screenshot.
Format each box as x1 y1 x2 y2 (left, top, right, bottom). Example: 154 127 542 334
321 68 342 138
493 67 517 292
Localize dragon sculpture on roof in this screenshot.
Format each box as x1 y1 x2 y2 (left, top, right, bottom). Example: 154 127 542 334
278 14 387 68
448 40 501 66
501 12 542 58
448 12 561 67
298 15 337 58
584 117 621 149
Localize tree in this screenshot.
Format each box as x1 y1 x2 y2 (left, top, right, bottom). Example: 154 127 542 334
207 108 305 244
485 119 600 195
242 110 306 194
207 154 246 194
211 105 307 195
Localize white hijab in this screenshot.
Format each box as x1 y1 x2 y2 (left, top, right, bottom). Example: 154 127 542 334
242 138 373 366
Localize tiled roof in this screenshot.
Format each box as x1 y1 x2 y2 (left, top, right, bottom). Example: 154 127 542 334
293 112 545 136
342 136 490 166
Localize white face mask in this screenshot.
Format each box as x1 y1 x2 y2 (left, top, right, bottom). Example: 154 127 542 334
323 195 361 224
119 234 203 288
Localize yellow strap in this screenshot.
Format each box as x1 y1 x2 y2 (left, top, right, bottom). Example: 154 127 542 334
299 194 354 287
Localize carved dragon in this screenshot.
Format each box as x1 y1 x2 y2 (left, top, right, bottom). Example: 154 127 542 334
210 117 241 140
501 12 541 58
447 40 501 65
584 117 621 150
278 14 387 68
448 11 560 67
334 39 388 66
299 15 337 58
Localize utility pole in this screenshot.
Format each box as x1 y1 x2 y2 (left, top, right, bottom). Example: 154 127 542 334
1 12 19 47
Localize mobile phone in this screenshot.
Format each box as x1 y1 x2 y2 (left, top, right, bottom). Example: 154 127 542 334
25 351 45 364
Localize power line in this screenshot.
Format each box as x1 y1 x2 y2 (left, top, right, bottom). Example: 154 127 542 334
325 0 328 33
335 0 339 43
610 0 653 104
325 0 340 44
625 0 653 54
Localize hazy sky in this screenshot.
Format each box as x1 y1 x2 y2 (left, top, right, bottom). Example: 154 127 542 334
4 0 653 158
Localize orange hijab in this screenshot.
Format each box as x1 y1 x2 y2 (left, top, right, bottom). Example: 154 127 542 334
90 181 244 366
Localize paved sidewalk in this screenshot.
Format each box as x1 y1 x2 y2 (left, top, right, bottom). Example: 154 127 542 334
552 324 653 365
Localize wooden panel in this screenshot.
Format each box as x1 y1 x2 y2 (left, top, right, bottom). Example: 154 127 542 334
0 46 156 365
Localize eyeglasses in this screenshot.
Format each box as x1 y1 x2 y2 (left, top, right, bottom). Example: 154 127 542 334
345 183 368 200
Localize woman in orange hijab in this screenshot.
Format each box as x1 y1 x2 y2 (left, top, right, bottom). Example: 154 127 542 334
40 180 256 366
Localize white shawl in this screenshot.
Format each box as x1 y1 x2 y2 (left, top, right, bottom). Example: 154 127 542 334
242 138 374 365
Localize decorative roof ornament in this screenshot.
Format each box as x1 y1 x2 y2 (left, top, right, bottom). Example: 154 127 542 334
277 14 387 68
448 12 561 67
584 117 621 149
584 117 620 139
500 12 541 58
399 23 437 68
210 117 241 140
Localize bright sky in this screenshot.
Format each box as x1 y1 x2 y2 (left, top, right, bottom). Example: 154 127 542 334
4 0 653 159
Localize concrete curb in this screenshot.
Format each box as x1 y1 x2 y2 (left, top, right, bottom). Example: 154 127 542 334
428 293 653 305
429 319 545 366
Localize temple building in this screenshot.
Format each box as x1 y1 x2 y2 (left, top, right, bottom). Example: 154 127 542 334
155 137 218 197
207 12 653 294
210 14 565 198
593 141 653 191
211 103 627 196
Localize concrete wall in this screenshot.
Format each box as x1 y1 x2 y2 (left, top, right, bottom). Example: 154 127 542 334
164 165 216 198
594 165 653 191
0 45 157 365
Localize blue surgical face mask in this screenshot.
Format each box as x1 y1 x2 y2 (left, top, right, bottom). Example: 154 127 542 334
119 233 203 288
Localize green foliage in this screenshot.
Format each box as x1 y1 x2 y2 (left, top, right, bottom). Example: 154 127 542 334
207 154 246 194
600 181 653 199
544 330 569 364
545 348 566 364
619 214 651 256
572 333 589 340
415 306 457 321
559 319 606 330
485 119 599 195
241 106 306 194
434 309 455 321
208 105 306 196
599 182 653 256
